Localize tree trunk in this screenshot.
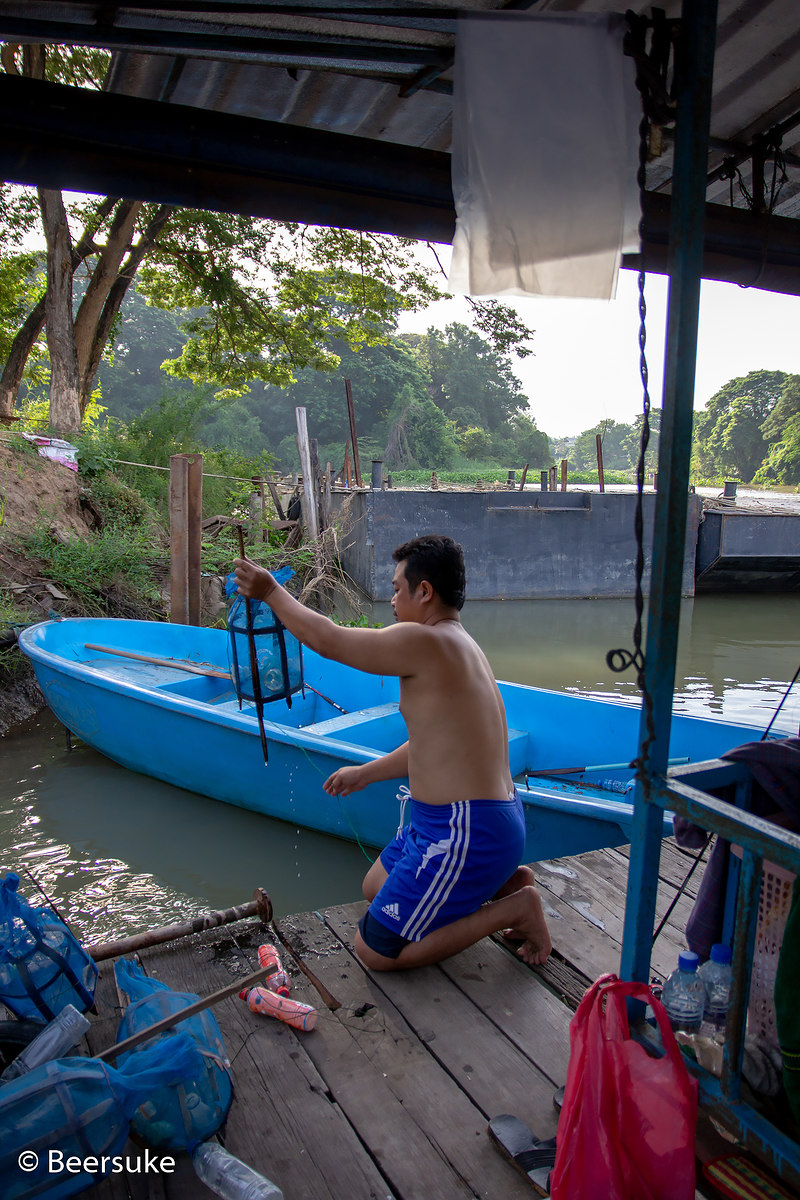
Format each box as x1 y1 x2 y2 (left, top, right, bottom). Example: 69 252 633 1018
78 204 173 416
39 188 81 438
73 199 142 398
0 297 46 420
0 197 120 421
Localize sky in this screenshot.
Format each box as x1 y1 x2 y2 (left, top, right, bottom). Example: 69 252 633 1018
397 251 800 439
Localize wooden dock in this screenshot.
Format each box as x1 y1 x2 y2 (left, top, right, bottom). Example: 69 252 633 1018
31 838 785 1199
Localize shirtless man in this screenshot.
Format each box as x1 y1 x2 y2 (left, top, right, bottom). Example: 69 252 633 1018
234 533 551 972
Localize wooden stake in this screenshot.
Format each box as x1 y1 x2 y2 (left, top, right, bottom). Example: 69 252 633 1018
596 434 605 493
344 379 363 487
295 406 320 540
561 459 568 491
518 463 529 491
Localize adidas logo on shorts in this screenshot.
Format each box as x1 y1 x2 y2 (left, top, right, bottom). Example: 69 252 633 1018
381 901 400 921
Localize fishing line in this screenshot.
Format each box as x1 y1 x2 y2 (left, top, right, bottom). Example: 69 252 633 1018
760 661 800 741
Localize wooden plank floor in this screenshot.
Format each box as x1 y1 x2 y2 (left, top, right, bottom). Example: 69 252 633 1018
13 837 787 1200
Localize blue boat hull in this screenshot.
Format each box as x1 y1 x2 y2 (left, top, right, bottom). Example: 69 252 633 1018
18 617 768 862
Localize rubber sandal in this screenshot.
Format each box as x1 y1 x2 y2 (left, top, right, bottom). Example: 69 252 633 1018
487 1114 557 1196
703 1152 796 1200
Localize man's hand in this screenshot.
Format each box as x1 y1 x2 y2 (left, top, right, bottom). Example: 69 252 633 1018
234 557 276 602
324 765 370 797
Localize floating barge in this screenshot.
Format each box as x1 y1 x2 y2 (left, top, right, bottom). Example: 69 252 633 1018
15 838 788 1200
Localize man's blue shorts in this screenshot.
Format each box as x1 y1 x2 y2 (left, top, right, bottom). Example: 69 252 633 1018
359 791 525 959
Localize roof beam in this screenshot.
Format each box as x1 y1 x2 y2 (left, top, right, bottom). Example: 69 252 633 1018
0 73 455 241
3 73 800 294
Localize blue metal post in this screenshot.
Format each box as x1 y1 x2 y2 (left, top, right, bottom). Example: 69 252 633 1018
621 0 718 983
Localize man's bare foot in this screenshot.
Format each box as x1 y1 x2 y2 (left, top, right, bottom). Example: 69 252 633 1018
513 886 552 966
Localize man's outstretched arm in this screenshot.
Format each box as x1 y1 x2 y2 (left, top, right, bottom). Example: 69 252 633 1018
234 559 426 676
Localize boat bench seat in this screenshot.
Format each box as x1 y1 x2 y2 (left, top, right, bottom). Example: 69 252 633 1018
303 702 401 738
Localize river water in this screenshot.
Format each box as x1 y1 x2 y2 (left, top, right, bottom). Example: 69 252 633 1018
1 595 798 944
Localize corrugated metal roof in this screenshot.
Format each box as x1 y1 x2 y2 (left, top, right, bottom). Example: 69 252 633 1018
2 1 800 228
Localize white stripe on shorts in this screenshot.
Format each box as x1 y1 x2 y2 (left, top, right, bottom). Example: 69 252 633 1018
402 801 471 941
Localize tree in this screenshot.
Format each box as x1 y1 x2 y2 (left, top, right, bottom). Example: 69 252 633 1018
383 384 458 469
753 374 800 485
623 408 661 474
692 369 788 481
572 419 631 471
408 323 528 432
1 45 534 440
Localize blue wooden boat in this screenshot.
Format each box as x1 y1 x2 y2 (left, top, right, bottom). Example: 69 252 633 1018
18 616 768 861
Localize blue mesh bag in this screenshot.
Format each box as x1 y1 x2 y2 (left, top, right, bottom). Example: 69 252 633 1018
113 958 233 1151
0 1033 202 1199
0 873 97 1023
225 567 303 706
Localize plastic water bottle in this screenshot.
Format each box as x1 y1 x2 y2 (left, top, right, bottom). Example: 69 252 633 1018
240 986 317 1032
698 943 733 1036
257 944 290 996
661 950 705 1033
192 1141 283 1199
0 1002 90 1081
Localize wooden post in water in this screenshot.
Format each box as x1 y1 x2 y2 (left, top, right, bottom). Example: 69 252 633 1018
518 463 529 491
549 465 557 492
561 459 568 491
344 379 364 487
595 434 605 492
169 453 203 625
295 407 319 541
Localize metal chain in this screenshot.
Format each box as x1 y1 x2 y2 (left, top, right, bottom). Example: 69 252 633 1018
606 18 663 792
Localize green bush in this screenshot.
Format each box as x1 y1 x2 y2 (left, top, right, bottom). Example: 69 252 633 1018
18 524 165 616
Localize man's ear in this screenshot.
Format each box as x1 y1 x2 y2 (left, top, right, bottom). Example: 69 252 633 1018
417 579 435 604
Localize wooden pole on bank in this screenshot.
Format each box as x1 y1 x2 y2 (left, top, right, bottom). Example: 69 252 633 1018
169 452 203 625
561 459 568 491
344 379 364 487
595 434 605 493
295 406 320 541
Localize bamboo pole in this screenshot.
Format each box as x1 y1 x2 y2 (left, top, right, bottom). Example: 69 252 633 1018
96 961 280 1062
85 644 230 678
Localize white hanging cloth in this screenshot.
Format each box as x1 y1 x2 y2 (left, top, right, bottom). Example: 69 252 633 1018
449 12 641 300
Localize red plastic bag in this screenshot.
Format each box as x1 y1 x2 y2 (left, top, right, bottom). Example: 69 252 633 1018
550 973 698 1200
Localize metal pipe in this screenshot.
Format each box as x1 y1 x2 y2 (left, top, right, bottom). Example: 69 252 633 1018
621 0 718 986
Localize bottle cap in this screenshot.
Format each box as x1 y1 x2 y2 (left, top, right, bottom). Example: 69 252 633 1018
709 943 732 965
678 950 700 972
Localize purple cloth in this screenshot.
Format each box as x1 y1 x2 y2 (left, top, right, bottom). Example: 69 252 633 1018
679 737 800 960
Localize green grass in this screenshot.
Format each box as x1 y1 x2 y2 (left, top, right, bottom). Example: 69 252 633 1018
17 524 166 617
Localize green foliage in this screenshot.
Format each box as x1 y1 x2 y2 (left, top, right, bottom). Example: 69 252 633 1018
87 474 151 529
18 524 165 616
407 322 527 432
693 369 788 482
571 420 631 471
753 412 800 486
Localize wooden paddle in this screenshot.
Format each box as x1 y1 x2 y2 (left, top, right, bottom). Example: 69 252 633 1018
85 644 230 678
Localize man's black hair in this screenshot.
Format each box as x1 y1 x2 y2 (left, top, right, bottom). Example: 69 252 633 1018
393 534 466 611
